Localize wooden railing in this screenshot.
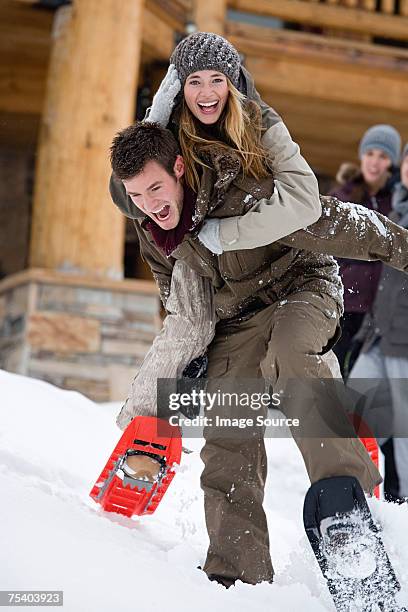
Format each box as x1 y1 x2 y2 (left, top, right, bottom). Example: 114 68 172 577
319 0 408 16
228 0 408 43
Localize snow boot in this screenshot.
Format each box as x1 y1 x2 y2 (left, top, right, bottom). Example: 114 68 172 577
208 574 236 589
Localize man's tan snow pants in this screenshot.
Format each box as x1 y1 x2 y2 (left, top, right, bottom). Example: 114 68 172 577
200 291 382 585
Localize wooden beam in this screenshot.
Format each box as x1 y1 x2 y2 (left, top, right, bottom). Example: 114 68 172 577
227 21 408 65
0 2 52 114
145 0 186 33
381 0 396 14
255 89 408 176
0 61 48 114
194 0 227 34
29 1 144 279
246 55 408 113
0 1 176 117
0 112 40 149
361 0 376 10
226 23 408 112
228 0 408 41
142 6 175 61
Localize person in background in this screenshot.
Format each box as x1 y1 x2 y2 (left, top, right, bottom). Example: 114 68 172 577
330 124 401 377
348 143 408 503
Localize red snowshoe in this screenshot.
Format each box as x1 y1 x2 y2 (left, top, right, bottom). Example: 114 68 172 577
90 416 182 517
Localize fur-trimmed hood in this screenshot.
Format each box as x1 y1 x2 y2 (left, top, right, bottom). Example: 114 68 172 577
334 161 400 191
335 162 362 186
330 161 398 207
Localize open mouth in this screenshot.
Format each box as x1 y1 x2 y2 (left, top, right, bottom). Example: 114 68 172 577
153 204 171 222
197 100 219 114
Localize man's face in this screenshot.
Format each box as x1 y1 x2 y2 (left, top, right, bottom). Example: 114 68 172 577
123 157 185 230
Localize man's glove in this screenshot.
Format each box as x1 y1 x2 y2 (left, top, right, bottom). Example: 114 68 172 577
178 355 208 419
146 64 181 127
182 354 208 379
198 218 223 254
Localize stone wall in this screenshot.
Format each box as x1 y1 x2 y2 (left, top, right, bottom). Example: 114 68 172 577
0 269 161 402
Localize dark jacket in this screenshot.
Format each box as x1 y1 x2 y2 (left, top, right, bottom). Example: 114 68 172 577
110 149 408 325
357 183 408 358
330 163 394 313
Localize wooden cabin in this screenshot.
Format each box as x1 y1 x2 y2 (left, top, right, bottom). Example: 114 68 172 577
0 0 407 400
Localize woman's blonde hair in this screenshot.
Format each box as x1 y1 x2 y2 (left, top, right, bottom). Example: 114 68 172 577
179 80 271 192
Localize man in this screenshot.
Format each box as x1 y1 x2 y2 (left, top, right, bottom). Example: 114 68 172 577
109 121 408 588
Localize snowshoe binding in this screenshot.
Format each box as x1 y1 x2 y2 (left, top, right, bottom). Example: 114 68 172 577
90 416 182 517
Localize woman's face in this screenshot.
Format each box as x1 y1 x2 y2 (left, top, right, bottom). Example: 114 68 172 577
360 148 392 190
183 70 229 125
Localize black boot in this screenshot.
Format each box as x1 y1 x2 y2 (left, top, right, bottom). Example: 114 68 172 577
381 438 401 502
208 574 236 589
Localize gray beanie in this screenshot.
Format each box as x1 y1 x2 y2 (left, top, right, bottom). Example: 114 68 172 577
403 143 408 160
170 32 241 88
358 124 401 166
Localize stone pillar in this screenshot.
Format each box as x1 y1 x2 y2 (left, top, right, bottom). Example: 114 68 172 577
29 0 144 280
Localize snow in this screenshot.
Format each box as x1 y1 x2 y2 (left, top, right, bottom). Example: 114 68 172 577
335 200 389 239
1 369 407 612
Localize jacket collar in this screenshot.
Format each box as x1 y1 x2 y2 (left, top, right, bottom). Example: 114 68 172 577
195 146 272 221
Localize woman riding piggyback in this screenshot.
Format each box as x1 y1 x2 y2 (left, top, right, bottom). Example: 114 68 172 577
146 31 323 254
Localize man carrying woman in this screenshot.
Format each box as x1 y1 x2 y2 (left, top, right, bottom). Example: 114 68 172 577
109 33 408 590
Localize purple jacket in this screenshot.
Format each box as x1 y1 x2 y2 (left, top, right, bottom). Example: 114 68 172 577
329 165 393 313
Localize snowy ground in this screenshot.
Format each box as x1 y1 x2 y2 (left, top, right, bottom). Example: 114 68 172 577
1 369 407 612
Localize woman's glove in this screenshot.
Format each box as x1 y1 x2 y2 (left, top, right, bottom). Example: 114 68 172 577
146 64 181 127
198 218 223 255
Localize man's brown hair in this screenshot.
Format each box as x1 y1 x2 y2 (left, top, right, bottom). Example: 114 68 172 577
110 121 181 180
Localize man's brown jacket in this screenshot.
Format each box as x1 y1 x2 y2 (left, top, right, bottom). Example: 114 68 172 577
110 146 408 322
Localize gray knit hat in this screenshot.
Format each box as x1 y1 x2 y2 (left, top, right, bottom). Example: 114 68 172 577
403 143 408 160
170 32 241 87
358 124 401 166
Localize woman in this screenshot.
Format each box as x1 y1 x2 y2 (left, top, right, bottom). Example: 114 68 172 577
147 31 322 252
329 124 401 377
348 144 408 503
